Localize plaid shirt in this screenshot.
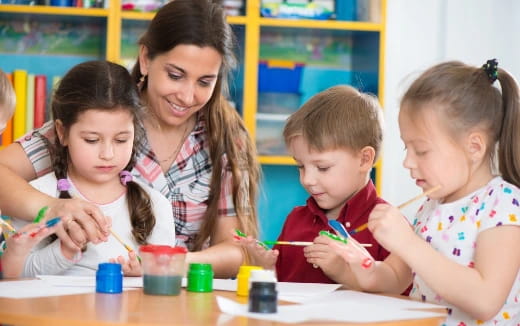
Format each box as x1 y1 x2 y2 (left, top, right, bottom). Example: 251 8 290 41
19 113 238 250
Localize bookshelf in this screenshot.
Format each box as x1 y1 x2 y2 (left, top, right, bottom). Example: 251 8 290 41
0 0 386 240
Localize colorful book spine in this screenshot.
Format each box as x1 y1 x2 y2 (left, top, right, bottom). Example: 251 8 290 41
34 75 47 128
12 69 27 140
25 74 35 133
1 73 14 146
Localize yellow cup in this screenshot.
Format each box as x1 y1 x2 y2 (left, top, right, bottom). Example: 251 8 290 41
236 265 263 297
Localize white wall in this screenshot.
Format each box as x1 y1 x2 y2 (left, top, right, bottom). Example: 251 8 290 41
382 0 520 217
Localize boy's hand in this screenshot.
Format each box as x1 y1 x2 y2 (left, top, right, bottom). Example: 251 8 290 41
109 251 141 276
304 235 349 280
368 203 415 253
233 233 278 269
2 221 59 278
327 235 378 290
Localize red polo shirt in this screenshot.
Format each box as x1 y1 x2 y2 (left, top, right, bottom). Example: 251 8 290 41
274 180 390 283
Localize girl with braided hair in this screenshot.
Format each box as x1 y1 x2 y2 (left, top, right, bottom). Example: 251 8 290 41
328 59 520 325
0 0 259 278
11 61 175 277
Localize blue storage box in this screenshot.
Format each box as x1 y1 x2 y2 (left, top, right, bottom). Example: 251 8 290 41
298 66 353 103
258 61 304 93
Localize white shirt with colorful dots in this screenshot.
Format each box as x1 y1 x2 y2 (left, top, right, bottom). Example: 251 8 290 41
410 176 520 326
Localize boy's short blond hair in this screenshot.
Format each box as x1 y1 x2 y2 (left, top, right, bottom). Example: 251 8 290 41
0 69 16 118
283 85 384 160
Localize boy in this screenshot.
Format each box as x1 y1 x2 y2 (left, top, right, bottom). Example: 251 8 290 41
238 85 390 288
0 69 58 278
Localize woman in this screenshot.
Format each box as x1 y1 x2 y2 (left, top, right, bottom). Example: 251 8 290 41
0 0 260 278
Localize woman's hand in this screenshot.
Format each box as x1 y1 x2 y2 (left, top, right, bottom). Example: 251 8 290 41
45 198 111 250
109 251 141 276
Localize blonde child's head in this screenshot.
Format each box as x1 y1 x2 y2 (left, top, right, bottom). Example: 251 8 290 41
283 85 383 217
0 69 15 134
283 85 383 162
400 59 520 192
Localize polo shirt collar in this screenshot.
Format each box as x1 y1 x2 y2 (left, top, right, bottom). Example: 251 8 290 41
306 180 378 226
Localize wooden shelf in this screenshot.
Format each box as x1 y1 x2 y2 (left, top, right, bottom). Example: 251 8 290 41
0 4 109 16
259 156 295 165
0 0 386 195
259 17 383 31
120 10 247 25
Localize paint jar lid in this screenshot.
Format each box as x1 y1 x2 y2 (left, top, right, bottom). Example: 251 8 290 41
139 245 187 255
250 269 277 283
189 263 213 272
98 262 122 274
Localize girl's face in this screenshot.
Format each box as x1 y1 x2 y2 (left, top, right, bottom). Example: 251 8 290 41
139 44 222 128
57 108 134 187
399 105 475 203
288 135 369 219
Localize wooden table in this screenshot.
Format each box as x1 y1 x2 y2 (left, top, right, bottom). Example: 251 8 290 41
0 289 446 326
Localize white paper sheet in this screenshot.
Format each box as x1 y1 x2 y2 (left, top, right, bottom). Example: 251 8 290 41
216 295 446 324
276 282 341 301
209 279 341 298
37 275 143 288
282 289 445 310
0 279 94 298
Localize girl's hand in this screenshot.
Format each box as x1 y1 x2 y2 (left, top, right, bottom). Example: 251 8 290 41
232 233 278 269
304 235 350 280
5 222 58 256
2 221 59 278
109 251 141 276
46 198 111 249
368 204 415 253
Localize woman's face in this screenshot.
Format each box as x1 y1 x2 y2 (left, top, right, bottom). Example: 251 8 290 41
139 44 223 127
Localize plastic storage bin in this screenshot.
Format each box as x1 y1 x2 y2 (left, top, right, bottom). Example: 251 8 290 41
258 61 304 93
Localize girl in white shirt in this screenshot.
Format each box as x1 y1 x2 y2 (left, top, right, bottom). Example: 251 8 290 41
13 60 175 276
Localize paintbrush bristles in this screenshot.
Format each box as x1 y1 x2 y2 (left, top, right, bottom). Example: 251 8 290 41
110 229 133 253
0 218 16 233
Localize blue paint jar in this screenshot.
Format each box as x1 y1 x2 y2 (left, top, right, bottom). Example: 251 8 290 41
96 263 123 294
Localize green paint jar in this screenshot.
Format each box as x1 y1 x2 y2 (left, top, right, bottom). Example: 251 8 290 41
187 263 213 292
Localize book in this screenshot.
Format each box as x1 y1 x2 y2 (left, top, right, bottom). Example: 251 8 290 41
12 69 27 140
25 74 35 133
1 73 14 146
34 75 47 128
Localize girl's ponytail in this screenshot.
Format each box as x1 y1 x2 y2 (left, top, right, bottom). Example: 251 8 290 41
497 68 520 187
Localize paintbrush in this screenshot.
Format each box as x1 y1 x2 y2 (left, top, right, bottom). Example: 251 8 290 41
0 217 16 234
263 240 372 247
349 185 442 235
110 229 142 263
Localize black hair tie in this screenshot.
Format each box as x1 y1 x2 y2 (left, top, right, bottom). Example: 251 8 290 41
482 58 498 83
